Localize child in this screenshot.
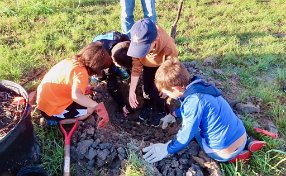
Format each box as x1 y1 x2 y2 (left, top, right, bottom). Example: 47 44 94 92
91 31 134 115
127 18 178 126
36 42 111 127
142 59 266 163
92 31 130 76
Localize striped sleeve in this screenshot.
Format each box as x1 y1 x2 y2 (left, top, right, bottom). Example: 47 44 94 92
167 95 203 154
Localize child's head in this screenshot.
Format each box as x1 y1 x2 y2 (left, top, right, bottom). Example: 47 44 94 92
127 18 158 58
75 42 112 76
111 41 132 70
155 59 192 99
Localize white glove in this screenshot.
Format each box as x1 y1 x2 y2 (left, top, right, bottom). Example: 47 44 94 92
142 141 171 163
160 113 176 129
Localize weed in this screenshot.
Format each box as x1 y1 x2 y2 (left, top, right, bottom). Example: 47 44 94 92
34 122 64 176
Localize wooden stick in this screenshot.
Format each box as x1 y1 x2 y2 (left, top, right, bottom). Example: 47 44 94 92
170 0 184 40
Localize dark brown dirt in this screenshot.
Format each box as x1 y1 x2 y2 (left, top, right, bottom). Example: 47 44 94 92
0 89 25 138
69 63 219 176
70 80 185 175
37 61 239 175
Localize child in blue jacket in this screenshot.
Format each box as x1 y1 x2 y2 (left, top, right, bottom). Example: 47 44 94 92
142 59 266 163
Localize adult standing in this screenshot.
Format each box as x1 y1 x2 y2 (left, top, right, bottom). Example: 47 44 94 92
120 0 156 38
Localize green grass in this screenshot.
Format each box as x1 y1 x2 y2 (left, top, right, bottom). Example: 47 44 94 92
123 150 147 176
123 141 155 176
34 116 64 176
1 0 286 175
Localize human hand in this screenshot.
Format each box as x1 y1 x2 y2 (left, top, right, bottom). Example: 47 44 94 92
96 102 109 128
160 113 176 129
122 105 130 117
85 85 93 95
142 142 170 163
159 92 168 99
129 91 138 109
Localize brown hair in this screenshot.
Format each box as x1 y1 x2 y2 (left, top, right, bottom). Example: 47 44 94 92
111 41 132 70
155 58 192 91
74 42 113 75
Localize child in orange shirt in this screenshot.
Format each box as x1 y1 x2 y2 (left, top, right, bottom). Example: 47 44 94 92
36 42 112 127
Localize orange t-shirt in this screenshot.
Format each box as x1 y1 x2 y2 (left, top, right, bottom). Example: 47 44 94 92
36 58 89 116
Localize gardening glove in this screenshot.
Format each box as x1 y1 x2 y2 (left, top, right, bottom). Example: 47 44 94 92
142 141 171 163
160 113 176 129
96 102 109 128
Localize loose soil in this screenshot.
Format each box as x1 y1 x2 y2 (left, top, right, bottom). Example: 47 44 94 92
0 88 25 139
29 62 283 175
68 62 222 176
36 61 276 176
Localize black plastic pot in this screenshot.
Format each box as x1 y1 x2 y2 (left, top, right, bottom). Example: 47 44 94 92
0 80 40 175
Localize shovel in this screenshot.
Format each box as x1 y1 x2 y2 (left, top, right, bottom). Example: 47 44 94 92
59 119 78 176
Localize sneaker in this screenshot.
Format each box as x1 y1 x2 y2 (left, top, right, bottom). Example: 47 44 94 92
149 111 166 127
139 107 153 122
39 118 59 127
248 140 266 152
229 150 251 163
47 120 59 126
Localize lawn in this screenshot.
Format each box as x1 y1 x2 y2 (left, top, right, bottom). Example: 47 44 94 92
1 0 286 175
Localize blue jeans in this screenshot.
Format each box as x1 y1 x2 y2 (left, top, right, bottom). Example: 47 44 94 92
195 131 247 162
120 0 156 37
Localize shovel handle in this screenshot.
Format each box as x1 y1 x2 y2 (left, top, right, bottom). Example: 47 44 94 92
254 127 278 139
63 144 71 176
60 119 78 145
59 119 78 176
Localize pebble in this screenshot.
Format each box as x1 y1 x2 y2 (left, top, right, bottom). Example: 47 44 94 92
97 149 110 161
171 160 179 168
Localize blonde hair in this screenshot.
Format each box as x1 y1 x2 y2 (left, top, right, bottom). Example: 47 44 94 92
155 58 192 91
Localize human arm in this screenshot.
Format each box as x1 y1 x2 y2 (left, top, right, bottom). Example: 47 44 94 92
129 75 140 108
72 86 108 126
174 107 183 118
71 69 98 108
72 87 98 108
167 96 203 154
143 96 203 163
71 69 108 127
129 58 143 108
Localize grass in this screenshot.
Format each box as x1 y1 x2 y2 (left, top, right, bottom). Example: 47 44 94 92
1 0 286 175
123 150 147 176
33 114 64 176
123 141 157 176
